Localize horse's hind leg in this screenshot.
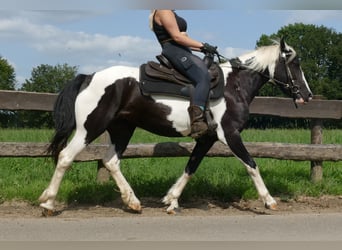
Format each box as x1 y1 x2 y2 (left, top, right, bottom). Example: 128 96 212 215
39 130 87 213
163 135 217 214
103 123 141 212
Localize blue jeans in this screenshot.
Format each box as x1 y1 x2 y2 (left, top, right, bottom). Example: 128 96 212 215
162 42 211 108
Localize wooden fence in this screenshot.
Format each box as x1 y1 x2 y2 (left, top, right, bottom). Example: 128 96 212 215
0 90 341 182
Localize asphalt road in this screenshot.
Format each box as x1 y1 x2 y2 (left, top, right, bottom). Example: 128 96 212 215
1 213 341 241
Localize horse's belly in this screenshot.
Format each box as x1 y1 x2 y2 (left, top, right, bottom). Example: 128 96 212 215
152 96 190 135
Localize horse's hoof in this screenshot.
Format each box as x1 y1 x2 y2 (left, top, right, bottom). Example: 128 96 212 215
127 203 142 214
41 208 57 217
166 207 181 215
265 203 278 210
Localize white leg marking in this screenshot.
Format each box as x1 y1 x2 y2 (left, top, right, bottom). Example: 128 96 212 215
103 145 141 212
244 164 277 209
163 172 191 213
39 152 71 211
39 131 87 211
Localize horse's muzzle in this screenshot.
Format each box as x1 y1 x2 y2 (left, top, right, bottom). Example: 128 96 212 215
295 92 313 104
295 97 306 104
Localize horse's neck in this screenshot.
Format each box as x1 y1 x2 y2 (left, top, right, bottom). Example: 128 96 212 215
222 60 271 105
224 46 279 104
239 69 270 105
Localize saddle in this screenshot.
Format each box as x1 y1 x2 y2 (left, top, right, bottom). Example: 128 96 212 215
139 54 225 100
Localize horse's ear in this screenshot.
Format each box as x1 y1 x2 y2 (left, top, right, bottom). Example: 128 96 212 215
280 37 286 51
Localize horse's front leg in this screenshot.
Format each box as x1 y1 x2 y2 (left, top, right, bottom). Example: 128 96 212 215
163 136 216 214
162 172 191 214
226 130 277 210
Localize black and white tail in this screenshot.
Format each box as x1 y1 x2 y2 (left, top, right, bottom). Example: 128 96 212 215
47 74 88 162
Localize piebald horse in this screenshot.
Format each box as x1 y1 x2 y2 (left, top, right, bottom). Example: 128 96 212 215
39 39 312 214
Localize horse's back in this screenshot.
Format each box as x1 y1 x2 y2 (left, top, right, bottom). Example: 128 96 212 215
72 65 139 123
95 65 139 82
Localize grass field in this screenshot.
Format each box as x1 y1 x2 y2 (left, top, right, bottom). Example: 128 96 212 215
0 128 341 205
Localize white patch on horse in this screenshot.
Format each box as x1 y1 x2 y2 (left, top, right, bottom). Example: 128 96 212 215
301 69 312 94
76 66 139 125
210 99 228 144
152 95 228 139
152 96 191 135
219 61 233 81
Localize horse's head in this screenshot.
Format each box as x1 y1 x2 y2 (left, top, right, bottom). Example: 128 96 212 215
272 38 313 104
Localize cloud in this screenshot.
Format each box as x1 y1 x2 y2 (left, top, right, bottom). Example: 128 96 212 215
0 10 257 82
286 10 342 25
0 13 159 76
222 47 252 59
269 0 342 10
1 0 113 10
0 0 225 10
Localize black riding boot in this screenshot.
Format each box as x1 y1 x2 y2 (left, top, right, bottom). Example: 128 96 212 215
188 105 209 139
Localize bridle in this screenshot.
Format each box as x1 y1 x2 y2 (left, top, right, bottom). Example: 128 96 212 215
214 50 303 107
269 51 303 106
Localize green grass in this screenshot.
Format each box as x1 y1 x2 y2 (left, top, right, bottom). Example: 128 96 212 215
0 128 341 206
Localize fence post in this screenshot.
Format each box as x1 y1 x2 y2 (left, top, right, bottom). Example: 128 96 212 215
310 96 324 182
96 132 110 183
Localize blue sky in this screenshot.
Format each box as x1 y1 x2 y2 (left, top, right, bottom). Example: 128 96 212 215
0 1 341 88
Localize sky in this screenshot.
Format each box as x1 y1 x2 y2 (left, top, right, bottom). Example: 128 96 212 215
0 0 341 88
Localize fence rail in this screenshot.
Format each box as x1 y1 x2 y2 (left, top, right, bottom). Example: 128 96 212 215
1 90 341 119
1 142 341 162
1 90 341 182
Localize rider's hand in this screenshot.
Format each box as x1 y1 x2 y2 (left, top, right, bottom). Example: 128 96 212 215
201 43 218 54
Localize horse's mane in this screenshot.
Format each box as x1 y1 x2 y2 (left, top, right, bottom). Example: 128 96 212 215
236 40 296 78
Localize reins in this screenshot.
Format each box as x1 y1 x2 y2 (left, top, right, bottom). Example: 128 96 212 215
214 51 301 108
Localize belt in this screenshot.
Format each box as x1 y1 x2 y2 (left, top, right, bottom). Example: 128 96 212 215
160 38 174 44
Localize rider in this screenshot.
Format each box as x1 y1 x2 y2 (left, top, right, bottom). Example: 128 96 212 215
149 10 218 139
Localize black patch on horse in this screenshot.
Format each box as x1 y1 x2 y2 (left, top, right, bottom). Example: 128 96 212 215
139 60 225 100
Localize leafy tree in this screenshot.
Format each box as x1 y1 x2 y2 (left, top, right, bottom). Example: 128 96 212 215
0 56 16 90
18 64 78 128
256 23 342 100
0 56 17 127
21 64 78 93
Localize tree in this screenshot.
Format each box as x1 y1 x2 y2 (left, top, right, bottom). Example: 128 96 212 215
21 64 78 93
18 63 78 128
256 23 342 100
0 56 17 127
0 56 16 90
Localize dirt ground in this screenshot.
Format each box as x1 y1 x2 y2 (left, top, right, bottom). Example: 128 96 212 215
1 195 341 218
